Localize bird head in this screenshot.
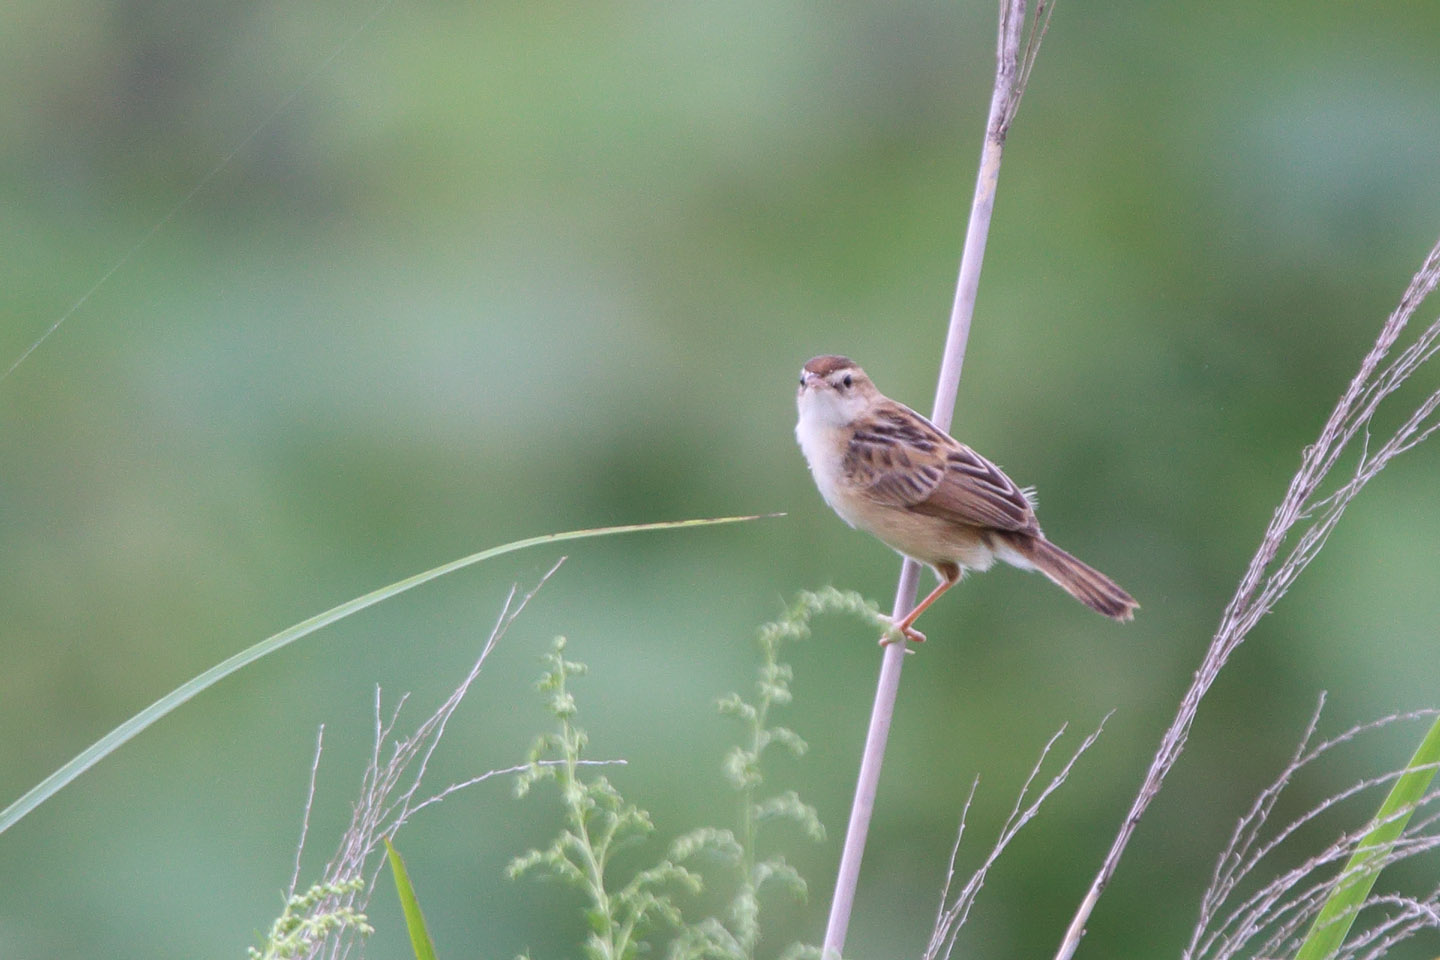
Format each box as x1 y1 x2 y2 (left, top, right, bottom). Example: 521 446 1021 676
796 355 878 427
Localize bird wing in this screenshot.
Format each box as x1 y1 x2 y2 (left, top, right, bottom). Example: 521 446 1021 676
846 403 1039 533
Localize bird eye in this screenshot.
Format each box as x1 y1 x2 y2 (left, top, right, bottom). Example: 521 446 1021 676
842 374 853 388
799 372 806 386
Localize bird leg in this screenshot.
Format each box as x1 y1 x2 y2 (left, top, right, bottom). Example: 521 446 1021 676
879 565 961 645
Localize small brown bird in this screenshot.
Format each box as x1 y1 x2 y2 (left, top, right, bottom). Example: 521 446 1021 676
795 355 1137 643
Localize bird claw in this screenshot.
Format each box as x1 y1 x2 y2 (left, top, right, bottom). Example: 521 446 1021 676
878 619 926 646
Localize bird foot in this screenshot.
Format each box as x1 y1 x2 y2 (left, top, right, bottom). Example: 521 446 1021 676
878 619 926 646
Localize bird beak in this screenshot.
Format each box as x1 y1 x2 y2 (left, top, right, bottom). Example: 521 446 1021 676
799 371 821 389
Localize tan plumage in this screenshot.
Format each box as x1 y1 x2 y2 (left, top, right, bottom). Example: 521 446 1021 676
795 355 1137 641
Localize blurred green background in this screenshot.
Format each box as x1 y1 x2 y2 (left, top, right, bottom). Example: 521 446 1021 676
3 0 1440 957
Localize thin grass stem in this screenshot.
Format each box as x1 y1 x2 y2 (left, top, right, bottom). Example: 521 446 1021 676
820 8 1057 952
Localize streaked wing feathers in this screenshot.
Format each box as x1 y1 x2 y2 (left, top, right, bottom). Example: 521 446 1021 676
914 445 1038 532
844 403 1038 533
842 405 948 502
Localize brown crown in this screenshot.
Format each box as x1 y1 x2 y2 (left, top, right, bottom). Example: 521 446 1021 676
803 355 859 377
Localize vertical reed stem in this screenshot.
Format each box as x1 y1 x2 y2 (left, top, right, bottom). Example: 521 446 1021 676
820 2 1045 954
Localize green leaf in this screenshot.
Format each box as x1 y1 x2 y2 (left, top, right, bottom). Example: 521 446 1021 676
1293 713 1440 960
0 513 777 837
385 837 439 960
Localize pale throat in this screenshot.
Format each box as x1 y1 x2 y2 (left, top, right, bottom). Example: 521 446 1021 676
795 390 860 516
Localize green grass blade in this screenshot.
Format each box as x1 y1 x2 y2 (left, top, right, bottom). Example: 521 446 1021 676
385 836 439 960
1293 712 1440 960
0 514 776 838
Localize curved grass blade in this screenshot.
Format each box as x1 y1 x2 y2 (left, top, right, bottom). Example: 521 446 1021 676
0 514 777 838
1293 712 1440 960
385 837 439 960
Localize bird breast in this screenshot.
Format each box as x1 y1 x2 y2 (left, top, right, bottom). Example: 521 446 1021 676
794 414 849 513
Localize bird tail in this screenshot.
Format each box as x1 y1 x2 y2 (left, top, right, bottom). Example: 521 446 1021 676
1006 535 1138 621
